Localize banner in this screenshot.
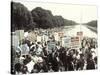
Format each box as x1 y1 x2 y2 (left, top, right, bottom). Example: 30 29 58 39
37 35 42 42
71 37 80 49
15 30 24 44
62 36 71 47
77 31 83 36
47 41 56 51
58 32 64 38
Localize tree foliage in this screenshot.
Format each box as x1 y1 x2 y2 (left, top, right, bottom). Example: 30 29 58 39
53 16 65 27
31 7 54 29
86 20 97 28
11 2 36 31
11 2 77 31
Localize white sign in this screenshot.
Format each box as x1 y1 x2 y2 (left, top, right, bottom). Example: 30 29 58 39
37 35 42 42
62 36 71 47
47 41 56 50
15 30 24 44
54 32 59 41
20 44 30 55
12 34 19 47
24 32 28 38
42 35 49 42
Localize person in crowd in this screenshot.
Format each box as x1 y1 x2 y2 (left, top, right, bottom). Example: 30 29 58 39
66 50 74 71
14 63 22 74
94 56 97 69
21 65 28 74
86 53 95 70
76 54 85 70
12 37 97 74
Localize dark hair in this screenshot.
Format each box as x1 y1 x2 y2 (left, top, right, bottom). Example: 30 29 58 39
21 65 28 74
14 63 21 72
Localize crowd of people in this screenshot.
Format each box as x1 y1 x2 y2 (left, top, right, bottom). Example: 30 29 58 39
11 36 97 74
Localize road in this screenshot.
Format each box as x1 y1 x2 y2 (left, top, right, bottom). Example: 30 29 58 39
62 25 97 38
86 25 97 33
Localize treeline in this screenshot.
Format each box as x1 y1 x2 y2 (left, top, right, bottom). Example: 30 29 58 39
86 20 97 28
11 2 77 32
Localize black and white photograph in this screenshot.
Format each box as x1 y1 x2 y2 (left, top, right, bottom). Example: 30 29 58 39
11 0 98 74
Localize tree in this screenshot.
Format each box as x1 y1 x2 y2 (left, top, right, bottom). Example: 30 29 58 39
31 7 54 29
11 2 36 31
11 2 78 30
86 20 97 28
53 16 65 27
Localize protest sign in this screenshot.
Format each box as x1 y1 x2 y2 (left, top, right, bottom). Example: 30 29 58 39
58 32 64 38
12 33 19 47
15 30 24 44
47 41 56 51
71 37 80 49
62 36 71 47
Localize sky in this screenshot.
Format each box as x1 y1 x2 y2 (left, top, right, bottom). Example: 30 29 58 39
13 0 97 23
